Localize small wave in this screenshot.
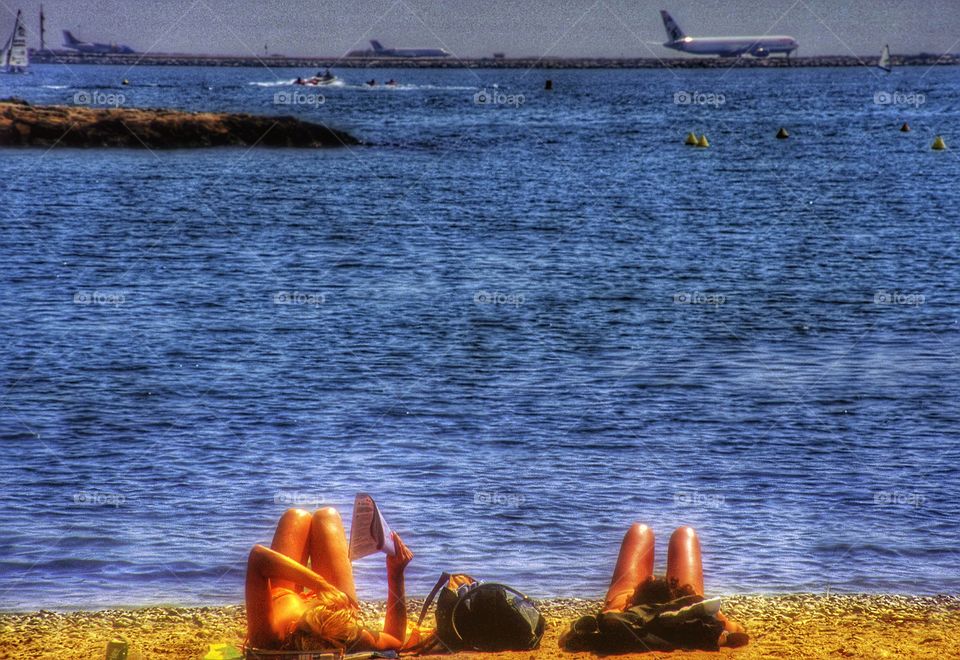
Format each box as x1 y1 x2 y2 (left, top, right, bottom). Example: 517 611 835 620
42 85 68 89
349 83 476 91
247 79 475 91
248 80 293 87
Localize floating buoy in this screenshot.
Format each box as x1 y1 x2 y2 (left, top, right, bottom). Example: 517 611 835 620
932 135 946 150
776 127 790 139
684 132 698 146
696 134 710 148
121 79 129 86
544 79 553 91
900 122 911 132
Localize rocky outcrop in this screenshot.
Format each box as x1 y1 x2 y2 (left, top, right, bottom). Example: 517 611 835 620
0 98 357 148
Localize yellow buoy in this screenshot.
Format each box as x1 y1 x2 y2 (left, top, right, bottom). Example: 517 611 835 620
932 136 946 150
900 122 911 133
697 134 710 148
122 79 130 85
776 127 790 139
684 132 698 146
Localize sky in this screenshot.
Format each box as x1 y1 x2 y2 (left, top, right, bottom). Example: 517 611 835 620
2 0 958 59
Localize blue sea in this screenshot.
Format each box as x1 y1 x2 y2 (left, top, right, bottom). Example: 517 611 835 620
1 64 958 611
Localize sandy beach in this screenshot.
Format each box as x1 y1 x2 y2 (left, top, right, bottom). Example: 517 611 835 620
1 595 957 659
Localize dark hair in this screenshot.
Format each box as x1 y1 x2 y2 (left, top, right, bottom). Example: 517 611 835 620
629 576 697 607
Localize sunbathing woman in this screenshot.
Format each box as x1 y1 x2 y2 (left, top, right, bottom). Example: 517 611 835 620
562 524 747 652
245 507 413 653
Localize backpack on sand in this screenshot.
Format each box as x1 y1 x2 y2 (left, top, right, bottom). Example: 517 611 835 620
414 572 544 653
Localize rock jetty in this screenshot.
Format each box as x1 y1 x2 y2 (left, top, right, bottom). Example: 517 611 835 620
0 98 357 148
30 50 960 69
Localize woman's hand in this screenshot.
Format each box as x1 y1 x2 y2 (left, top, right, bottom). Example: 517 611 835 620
386 532 413 576
383 533 412 645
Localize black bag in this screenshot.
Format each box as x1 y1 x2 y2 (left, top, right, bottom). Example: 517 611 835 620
416 572 545 653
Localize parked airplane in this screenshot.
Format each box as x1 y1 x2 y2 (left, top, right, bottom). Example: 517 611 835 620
660 10 798 58
369 40 450 58
62 30 135 54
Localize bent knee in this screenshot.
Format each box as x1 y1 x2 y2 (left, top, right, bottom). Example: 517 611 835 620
627 522 653 539
312 506 342 525
670 526 699 542
282 508 313 522
248 543 268 565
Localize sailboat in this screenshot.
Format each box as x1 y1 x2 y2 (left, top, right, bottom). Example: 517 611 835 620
2 10 29 73
878 44 892 73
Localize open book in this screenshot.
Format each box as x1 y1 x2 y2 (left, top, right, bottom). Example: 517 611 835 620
348 493 397 561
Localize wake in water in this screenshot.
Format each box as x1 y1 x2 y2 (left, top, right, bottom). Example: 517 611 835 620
247 79 474 91
248 79 346 88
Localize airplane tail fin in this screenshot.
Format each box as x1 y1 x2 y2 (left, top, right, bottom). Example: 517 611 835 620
370 40 385 52
63 30 79 45
660 10 686 42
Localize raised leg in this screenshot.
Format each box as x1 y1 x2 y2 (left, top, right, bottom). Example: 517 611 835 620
309 507 358 603
269 508 313 591
246 508 312 649
603 523 655 612
666 526 704 596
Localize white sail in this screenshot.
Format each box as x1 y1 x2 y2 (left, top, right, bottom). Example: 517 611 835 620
878 44 891 73
3 10 29 72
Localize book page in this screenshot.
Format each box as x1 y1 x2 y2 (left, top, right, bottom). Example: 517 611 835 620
348 493 396 560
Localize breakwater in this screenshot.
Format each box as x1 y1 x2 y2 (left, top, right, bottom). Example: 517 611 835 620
29 50 959 69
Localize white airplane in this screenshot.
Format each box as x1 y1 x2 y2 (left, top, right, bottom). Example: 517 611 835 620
660 10 798 58
369 40 451 58
62 30 136 54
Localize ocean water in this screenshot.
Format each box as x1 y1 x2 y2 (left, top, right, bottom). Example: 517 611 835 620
1 64 958 611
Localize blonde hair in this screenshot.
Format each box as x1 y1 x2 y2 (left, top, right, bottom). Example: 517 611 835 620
287 589 364 651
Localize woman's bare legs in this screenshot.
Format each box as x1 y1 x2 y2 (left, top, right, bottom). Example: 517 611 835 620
309 507 358 604
666 527 746 641
247 507 359 648
265 506 356 602
603 523 655 612
666 526 705 596
269 508 313 591
246 508 314 648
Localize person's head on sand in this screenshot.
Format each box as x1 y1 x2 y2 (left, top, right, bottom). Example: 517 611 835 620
287 589 364 651
630 576 697 607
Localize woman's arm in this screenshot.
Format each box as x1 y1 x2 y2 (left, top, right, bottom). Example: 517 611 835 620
383 532 414 643
248 544 351 603
355 534 414 652
362 532 413 651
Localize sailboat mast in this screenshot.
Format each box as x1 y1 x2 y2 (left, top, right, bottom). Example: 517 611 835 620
40 5 45 52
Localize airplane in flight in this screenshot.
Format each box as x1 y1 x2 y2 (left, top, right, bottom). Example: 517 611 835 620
62 30 136 54
368 40 450 58
660 10 798 58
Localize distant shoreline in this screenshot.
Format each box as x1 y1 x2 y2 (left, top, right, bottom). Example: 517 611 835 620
29 50 960 69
